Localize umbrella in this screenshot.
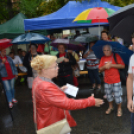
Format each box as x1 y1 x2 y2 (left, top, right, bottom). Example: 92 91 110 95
74 7 115 37
50 39 85 51
74 7 115 23
75 34 99 43
92 40 133 65
12 32 50 44
108 4 134 44
0 38 12 50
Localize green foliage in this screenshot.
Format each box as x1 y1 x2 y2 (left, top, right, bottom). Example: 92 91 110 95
39 0 134 16
0 0 15 23
39 0 68 15
102 0 134 7
19 0 43 18
0 0 134 24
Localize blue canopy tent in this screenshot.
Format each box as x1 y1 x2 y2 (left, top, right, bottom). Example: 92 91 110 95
24 0 120 31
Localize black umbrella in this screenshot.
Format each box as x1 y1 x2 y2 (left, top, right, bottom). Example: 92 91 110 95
108 4 134 44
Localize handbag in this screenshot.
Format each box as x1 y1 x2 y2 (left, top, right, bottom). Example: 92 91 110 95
73 67 80 77
33 78 71 134
67 52 80 77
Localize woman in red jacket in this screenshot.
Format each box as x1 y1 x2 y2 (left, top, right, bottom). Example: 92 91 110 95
31 55 103 133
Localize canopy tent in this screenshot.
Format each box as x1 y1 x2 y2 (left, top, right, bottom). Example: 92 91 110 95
0 13 62 39
24 0 120 31
0 13 27 39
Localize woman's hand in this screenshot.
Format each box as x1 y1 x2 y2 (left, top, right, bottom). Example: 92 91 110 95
2 58 6 64
64 58 69 62
60 85 68 92
91 94 104 107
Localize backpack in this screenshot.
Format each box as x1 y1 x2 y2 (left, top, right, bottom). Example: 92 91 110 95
113 53 128 85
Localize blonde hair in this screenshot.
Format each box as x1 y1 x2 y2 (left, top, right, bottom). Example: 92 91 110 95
31 55 57 73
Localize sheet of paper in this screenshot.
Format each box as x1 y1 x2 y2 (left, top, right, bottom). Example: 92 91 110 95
57 57 64 63
64 83 79 97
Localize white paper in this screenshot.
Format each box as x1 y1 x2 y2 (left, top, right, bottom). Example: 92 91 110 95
64 83 79 97
57 57 64 63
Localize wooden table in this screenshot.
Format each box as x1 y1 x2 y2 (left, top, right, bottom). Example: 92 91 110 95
15 64 27 76
79 71 88 75
15 63 89 76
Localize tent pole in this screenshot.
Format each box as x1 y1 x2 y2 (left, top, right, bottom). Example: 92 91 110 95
99 18 101 40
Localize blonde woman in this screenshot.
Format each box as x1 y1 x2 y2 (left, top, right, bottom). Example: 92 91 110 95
31 55 103 133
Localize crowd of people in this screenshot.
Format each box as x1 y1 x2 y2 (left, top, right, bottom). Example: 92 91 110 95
1 30 134 134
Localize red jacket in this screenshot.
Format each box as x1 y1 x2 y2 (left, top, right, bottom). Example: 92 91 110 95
32 77 95 130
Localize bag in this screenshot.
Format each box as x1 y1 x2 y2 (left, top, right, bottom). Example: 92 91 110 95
33 78 71 134
37 118 71 134
113 53 128 85
73 68 80 77
67 52 80 77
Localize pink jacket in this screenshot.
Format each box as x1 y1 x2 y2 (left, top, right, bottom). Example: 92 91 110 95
32 77 95 130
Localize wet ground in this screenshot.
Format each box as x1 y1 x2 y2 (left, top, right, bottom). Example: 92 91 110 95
0 76 131 134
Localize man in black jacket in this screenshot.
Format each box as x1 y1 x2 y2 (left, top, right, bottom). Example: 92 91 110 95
23 44 41 88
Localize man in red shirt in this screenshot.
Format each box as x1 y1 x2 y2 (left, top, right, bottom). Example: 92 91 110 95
99 45 125 117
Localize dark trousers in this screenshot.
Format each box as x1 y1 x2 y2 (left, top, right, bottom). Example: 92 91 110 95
131 113 134 134
88 68 101 85
58 75 74 87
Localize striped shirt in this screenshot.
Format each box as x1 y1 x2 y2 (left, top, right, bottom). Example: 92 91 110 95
84 50 99 69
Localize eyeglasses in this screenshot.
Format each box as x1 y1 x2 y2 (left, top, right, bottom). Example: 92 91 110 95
103 50 110 52
48 64 59 70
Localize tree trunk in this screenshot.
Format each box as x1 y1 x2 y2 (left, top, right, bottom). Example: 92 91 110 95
7 0 14 19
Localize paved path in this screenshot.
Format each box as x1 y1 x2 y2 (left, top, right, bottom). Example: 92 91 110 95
0 77 131 134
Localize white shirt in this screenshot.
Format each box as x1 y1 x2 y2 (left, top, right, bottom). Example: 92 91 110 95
12 56 22 65
128 54 134 95
118 38 124 45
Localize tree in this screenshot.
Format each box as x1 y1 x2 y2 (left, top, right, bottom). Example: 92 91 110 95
103 0 133 7
19 0 43 18
39 0 89 15
0 0 44 23
0 0 134 24
39 0 134 16
0 0 17 23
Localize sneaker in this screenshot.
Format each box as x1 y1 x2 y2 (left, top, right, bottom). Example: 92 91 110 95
9 102 13 108
12 98 18 103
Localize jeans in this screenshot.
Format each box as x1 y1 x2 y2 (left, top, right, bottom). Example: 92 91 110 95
87 69 101 85
2 78 15 103
131 113 134 134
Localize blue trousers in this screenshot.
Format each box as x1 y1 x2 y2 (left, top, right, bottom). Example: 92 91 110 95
131 113 134 134
2 78 15 103
87 69 101 85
